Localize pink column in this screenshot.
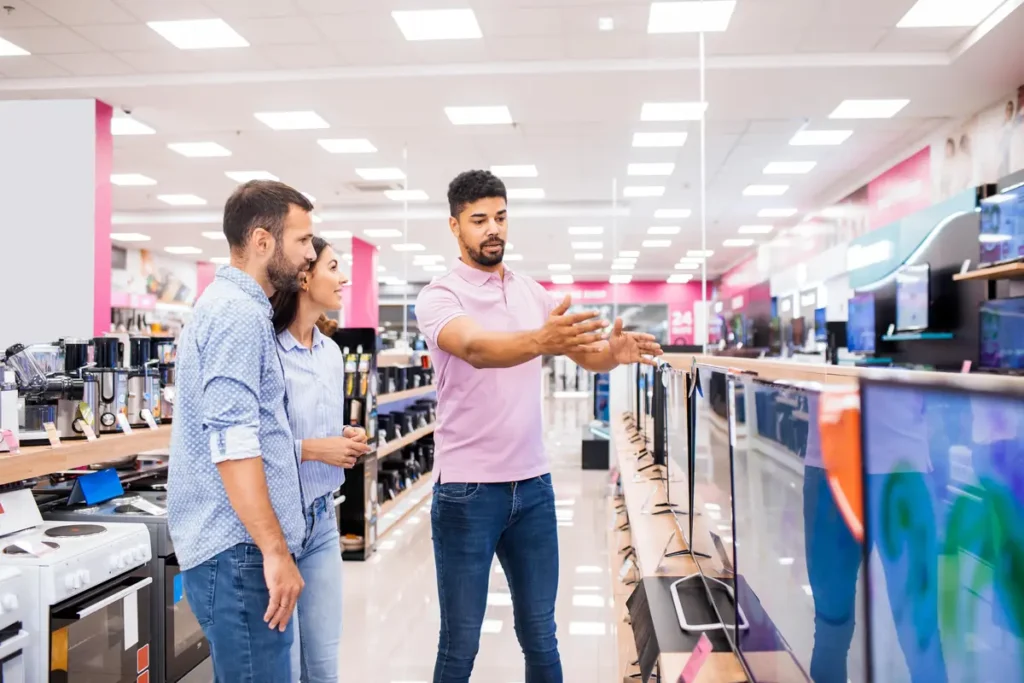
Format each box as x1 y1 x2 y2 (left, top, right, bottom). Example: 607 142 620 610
93 101 113 336
348 237 379 329
195 261 217 299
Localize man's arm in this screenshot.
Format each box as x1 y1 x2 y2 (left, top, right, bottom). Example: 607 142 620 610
567 318 663 372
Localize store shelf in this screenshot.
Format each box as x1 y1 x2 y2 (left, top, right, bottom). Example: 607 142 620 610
377 474 433 539
0 425 172 485
377 423 435 458
378 384 436 407
882 332 955 342
953 262 1024 281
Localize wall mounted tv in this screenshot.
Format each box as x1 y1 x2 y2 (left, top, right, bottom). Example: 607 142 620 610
895 263 931 332
846 293 876 354
979 185 1024 266
980 296 1024 371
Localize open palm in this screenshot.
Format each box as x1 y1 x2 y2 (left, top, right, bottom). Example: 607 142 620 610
607 318 663 366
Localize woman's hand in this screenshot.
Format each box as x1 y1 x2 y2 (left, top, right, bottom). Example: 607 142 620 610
342 426 367 444
301 436 372 468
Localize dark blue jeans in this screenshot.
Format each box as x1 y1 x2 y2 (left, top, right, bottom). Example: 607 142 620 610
431 474 562 683
182 543 294 683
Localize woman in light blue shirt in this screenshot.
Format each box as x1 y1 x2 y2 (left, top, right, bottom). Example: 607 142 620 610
271 236 370 683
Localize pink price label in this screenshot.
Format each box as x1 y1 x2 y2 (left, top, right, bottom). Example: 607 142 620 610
678 633 713 683
0 430 18 454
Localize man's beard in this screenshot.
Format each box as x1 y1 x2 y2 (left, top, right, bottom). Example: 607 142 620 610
267 243 307 294
466 239 505 268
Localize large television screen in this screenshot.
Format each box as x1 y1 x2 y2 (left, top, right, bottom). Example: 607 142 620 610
895 264 930 332
979 187 1024 265
814 308 827 343
980 297 1024 370
846 294 876 353
861 375 1024 683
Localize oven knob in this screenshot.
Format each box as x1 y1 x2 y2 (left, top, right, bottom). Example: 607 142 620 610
65 574 76 591
121 550 133 566
78 570 90 586
110 555 121 570
138 544 150 561
3 594 18 611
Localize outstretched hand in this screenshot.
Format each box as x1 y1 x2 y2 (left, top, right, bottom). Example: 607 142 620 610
606 318 663 366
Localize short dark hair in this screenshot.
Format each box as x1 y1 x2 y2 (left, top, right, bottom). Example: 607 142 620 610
448 170 507 218
222 180 314 251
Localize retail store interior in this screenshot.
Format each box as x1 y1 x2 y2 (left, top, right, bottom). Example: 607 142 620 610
1 0 1024 681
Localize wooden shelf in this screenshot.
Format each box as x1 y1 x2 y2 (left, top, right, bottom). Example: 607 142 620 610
377 423 435 458
953 262 1024 281
378 384 436 407
0 425 172 485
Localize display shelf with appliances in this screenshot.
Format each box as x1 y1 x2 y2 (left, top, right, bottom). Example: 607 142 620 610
377 474 433 540
378 423 436 459
953 261 1024 282
377 384 436 408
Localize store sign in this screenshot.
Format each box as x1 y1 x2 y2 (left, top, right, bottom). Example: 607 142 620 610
846 240 893 272
669 310 693 340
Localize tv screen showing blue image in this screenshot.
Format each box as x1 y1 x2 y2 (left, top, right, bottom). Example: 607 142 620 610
895 264 930 332
846 294 876 353
980 187 1024 265
980 297 1024 370
814 308 827 342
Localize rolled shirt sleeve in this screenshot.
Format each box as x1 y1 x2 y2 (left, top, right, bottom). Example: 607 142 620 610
200 304 265 463
416 283 467 345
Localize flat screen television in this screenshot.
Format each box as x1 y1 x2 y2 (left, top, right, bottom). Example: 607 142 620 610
895 263 930 332
814 308 827 342
860 373 1024 683
792 317 807 349
980 296 1024 370
979 186 1024 266
846 293 876 354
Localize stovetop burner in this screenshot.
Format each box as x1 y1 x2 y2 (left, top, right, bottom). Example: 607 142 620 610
113 505 137 514
4 541 59 555
44 524 106 538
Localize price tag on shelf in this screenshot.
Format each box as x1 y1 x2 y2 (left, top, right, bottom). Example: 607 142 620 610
678 632 712 683
961 360 972 374
43 422 62 448
0 429 19 454
80 421 98 442
140 409 159 430
116 413 133 434
960 259 971 274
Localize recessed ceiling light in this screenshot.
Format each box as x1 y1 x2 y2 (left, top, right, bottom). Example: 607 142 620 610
790 130 852 146
393 243 425 252
668 274 694 283
571 241 603 250
764 161 816 175
549 264 571 271
320 230 353 239
508 188 545 200
599 17 616 31
628 163 676 176
110 232 151 242
574 253 604 261
168 142 231 158
829 99 910 119
384 189 429 201
551 274 574 285
648 226 681 235
491 165 538 178
355 167 406 181
610 274 632 284
505 243 515 250
111 117 154 136
897 0 1004 27
445 106 513 126
632 132 687 148
759 208 799 218
675 262 699 270
379 276 408 286
648 1 737 33
111 173 157 186
147 19 249 50
643 239 672 248
165 246 203 255
739 225 774 234
724 238 756 247
318 138 377 154
744 185 789 197
655 208 692 219
569 226 604 235
0 37 30 56
392 9 482 41
364 229 403 238
619 251 640 258
201 231 225 240
255 111 329 131
158 194 206 206
640 102 707 121
688 249 714 258
225 170 279 182
210 257 230 265
504 254 524 262
624 186 665 198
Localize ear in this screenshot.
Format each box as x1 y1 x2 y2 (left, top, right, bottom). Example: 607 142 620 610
252 227 273 257
448 216 459 238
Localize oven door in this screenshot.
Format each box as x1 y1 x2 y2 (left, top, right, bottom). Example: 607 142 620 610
164 555 209 682
49 569 153 683
0 627 29 683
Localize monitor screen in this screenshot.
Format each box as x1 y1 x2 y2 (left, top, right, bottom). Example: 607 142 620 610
792 317 807 348
980 297 1024 370
814 308 827 342
895 264 930 332
861 376 1024 683
979 187 1024 265
847 294 876 353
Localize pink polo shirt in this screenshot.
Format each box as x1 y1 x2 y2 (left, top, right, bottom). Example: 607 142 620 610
415 260 556 484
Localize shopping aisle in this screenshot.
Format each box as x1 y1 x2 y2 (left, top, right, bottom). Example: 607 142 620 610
339 397 619 682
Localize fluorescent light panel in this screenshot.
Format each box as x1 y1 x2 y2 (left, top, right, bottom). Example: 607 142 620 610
764 161 816 175
624 186 665 198
647 226 680 235
384 189 429 201
549 264 571 271
610 275 632 284
320 230 353 239
503 254 524 262
210 257 230 265
255 111 328 131
744 184 789 197
201 231 225 240
739 225 774 234
392 9 482 40
508 188 545 200
568 226 603 235
225 170 278 182
147 19 249 50
158 194 206 206
640 102 707 121
111 174 156 186
318 138 377 154
392 243 425 252
110 233 151 242
165 246 203 255
668 274 693 283
491 165 538 178
643 239 671 248
897 0 1004 27
790 130 852 146
632 132 687 148
445 106 513 126
648 1 737 33
829 99 910 119
599 17 615 30
168 142 231 158
628 162 675 176
675 262 699 270
0 37 29 56
111 117 154 136
356 168 405 181
551 275 574 285
688 250 714 257
364 228 403 238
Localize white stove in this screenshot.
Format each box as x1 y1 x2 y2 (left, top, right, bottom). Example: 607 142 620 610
0 567 30 683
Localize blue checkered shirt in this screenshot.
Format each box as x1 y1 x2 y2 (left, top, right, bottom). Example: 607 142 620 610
168 266 305 570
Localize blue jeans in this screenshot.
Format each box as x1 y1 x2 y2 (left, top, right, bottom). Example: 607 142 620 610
291 494 344 683
431 474 562 683
182 543 294 683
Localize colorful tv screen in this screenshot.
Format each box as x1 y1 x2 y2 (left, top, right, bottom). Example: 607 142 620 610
896 264 930 332
980 297 1024 370
814 308 827 342
846 294 876 353
979 187 1024 265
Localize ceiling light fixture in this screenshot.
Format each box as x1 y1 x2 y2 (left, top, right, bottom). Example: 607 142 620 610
201 231 225 240
743 184 789 196
549 264 571 271
0 37 30 56
445 106 513 126
628 162 676 176
610 274 632 284
157 194 206 206
574 253 604 261
568 226 604 235
384 189 429 201
392 9 482 40
111 116 154 136
897 0 1004 27
318 138 377 154
320 230 353 239
648 1 738 33
763 161 816 175
724 238 756 247
675 262 699 270
210 257 230 265
168 142 231 158
504 254 524 262
508 188 545 200
632 132 688 148
647 226 681 235
790 129 853 146
758 208 799 218
110 233 151 242
551 274 574 285
147 18 249 49
624 186 665 198
829 99 910 119
668 274 694 283
392 243 425 252
640 102 707 121
225 170 279 182
599 17 615 31
491 165 538 178
364 228 403 238
655 208 692 219
164 246 203 255
687 249 714 258
254 111 329 130
739 225 774 234
619 251 640 258
356 168 406 181
111 174 157 186
571 241 603 250
643 239 672 248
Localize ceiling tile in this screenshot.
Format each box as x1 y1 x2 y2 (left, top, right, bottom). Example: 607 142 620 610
874 27 970 52
0 54 69 76
2 1 62 27
112 0 220 22
27 0 135 25
0 26 100 54
204 0 299 20
260 43 341 69
73 23 169 51
232 16 322 46
821 0 916 28
45 51 136 75
798 25 887 52
115 48 276 73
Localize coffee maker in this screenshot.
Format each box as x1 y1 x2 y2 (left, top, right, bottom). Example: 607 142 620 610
86 336 129 434
151 336 176 423
4 342 97 444
59 338 100 438
126 336 160 427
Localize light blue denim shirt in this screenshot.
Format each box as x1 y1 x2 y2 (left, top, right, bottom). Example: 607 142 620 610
277 327 347 505
168 266 305 570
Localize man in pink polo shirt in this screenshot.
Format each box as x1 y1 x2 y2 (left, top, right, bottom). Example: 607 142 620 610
416 170 662 683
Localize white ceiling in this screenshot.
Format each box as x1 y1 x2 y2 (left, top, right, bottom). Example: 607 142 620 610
3 0 1024 282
